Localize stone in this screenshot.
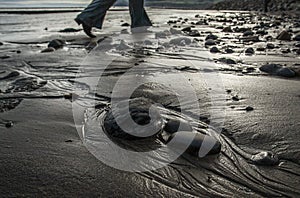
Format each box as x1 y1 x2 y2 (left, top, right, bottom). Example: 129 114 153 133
251 151 279 166
5 121 14 128
205 34 218 40
205 39 216 46
164 118 193 134
181 26 192 32
259 64 282 74
245 47 255 54
59 28 81 33
222 26 233 32
0 55 11 59
218 58 236 64
276 30 291 41
266 43 275 49
121 22 130 27
276 68 296 78
48 39 65 49
41 47 56 53
245 106 254 111
243 30 254 36
210 46 220 53
256 29 268 35
225 48 234 53
293 34 300 41
187 30 200 37
0 41 3 46
168 131 221 156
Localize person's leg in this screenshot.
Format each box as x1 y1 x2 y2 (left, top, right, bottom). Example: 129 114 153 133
75 0 117 29
129 0 152 28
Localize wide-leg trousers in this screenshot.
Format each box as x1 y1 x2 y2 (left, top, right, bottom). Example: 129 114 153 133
75 0 152 29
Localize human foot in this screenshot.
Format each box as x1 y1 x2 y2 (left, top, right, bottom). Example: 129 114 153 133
75 18 96 38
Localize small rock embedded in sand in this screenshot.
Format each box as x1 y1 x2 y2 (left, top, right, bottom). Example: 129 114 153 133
259 64 282 73
5 121 13 128
0 42 3 46
205 39 216 46
245 106 254 111
59 28 81 33
222 26 233 32
168 132 221 156
169 37 192 46
181 26 192 32
210 46 220 53
169 28 181 35
225 48 234 53
243 30 254 37
251 151 279 166
232 96 240 101
293 34 300 41
276 30 292 41
48 39 65 49
218 57 236 64
205 34 218 40
266 43 275 49
245 47 255 54
65 140 73 143
187 30 200 37
260 64 295 77
295 43 300 48
41 47 55 53
121 22 130 27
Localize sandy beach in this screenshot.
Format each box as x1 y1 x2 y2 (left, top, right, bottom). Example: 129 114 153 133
0 8 300 197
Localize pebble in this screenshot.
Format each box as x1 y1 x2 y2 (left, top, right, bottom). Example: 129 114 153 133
187 30 200 37
41 47 56 53
232 96 240 101
5 121 14 128
205 34 218 40
181 26 192 32
121 22 130 27
276 30 291 41
210 46 220 53
243 30 254 36
293 34 300 41
0 42 3 46
164 118 193 134
225 48 234 53
222 26 233 32
245 47 255 54
266 43 275 49
59 28 81 33
251 151 279 166
48 39 65 49
245 106 254 111
259 64 282 73
218 58 236 64
205 39 216 46
0 55 11 59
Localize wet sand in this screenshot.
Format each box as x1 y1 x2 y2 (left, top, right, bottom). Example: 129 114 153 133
0 8 300 197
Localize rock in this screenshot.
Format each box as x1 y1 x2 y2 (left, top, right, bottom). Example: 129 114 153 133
187 30 200 37
251 151 279 166
5 121 14 128
245 106 254 111
259 64 282 74
256 47 265 51
266 43 275 49
210 46 220 53
222 26 233 32
168 131 221 156
276 68 296 78
293 34 300 41
169 28 181 35
41 47 56 53
48 39 65 49
65 140 73 143
103 97 164 140
245 47 255 54
243 30 254 36
295 43 300 48
0 71 20 80
240 36 260 42
0 55 11 59
218 58 236 64
121 22 130 27
181 26 192 32
0 42 3 46
256 29 268 35
169 37 192 46
276 30 291 41
205 34 218 40
281 48 291 53
59 28 81 33
205 39 216 46
225 48 234 53
164 118 193 134
232 96 239 101
296 49 300 55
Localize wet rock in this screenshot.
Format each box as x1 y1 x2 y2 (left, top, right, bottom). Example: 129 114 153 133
251 151 279 166
5 121 14 128
276 68 296 78
256 47 265 51
225 48 234 53
168 132 221 156
164 118 193 134
245 106 254 111
121 22 130 27
256 29 268 35
181 26 192 32
218 58 236 64
240 36 260 42
205 39 216 46
210 46 220 53
0 42 3 46
59 28 81 33
243 30 254 36
245 47 255 54
293 34 300 41
281 48 291 53
103 97 164 140
41 47 55 53
222 26 233 32
232 96 240 101
205 34 218 40
187 30 200 37
276 30 291 41
259 64 282 73
48 39 65 49
266 43 275 49
295 43 300 48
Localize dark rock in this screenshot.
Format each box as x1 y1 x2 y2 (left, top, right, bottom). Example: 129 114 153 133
16 50 21 54
0 55 11 59
205 39 216 46
48 39 65 49
256 47 265 51
276 30 291 41
245 106 254 111
276 68 296 77
240 36 260 42
5 121 13 128
59 28 81 33
164 118 193 134
181 26 192 32
293 34 300 41
168 132 221 156
296 49 300 55
187 30 200 37
205 34 218 40
0 71 20 80
222 26 233 32
232 96 239 101
41 47 56 53
266 43 275 49
256 29 268 35
243 30 254 36
281 48 291 53
245 47 255 54
251 151 279 166
0 42 3 46
225 48 234 53
295 43 300 48
121 23 130 27
210 46 220 53
65 140 73 143
259 64 282 73
218 57 236 64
